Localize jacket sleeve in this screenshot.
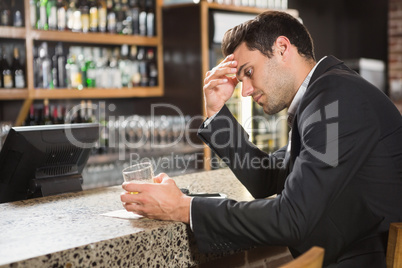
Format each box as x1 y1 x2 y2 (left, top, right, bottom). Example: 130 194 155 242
197 104 288 198
193 76 382 256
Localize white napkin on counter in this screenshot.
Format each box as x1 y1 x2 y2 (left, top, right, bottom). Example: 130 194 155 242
100 209 143 220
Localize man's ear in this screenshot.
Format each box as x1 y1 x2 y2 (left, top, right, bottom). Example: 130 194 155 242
274 36 291 58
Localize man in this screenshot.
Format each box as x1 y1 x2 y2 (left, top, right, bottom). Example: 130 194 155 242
121 11 402 267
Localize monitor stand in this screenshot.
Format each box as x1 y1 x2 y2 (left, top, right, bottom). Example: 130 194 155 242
30 175 83 198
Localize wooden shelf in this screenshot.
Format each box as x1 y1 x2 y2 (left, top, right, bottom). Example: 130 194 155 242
0 89 29 100
207 2 299 16
0 26 26 39
164 2 299 17
30 87 164 99
29 30 159 46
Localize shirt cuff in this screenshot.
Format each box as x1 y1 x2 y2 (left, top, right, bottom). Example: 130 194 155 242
203 111 219 128
189 197 194 231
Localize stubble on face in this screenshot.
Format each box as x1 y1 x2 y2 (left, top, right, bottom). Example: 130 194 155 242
259 55 295 115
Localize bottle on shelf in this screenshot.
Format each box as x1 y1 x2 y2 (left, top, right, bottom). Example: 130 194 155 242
51 46 59 88
119 44 130 87
106 0 116 33
83 47 96 87
65 46 83 89
129 45 140 87
71 0 82 32
36 42 52 88
37 0 49 30
0 1 11 26
120 0 132 35
97 0 107 32
80 0 90 33
12 46 26 88
129 0 139 35
56 0 67 31
145 0 154 36
114 0 123 34
109 47 121 88
25 104 36 126
1 46 13 89
66 0 77 31
147 47 157 86
47 0 57 30
42 99 52 124
86 100 96 123
56 105 65 124
29 0 37 28
88 0 98 32
137 47 148 86
54 42 66 87
138 0 146 36
12 0 23 27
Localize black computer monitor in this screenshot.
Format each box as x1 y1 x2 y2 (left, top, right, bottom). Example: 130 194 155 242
0 123 99 203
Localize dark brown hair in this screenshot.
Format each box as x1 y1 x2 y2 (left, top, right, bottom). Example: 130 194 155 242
221 11 315 61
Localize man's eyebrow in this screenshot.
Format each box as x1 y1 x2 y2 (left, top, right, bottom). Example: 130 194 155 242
236 62 248 77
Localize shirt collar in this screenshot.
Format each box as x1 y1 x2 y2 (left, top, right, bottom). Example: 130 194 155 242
287 56 327 127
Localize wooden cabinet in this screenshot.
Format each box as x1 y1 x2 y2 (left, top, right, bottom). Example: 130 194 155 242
0 0 164 126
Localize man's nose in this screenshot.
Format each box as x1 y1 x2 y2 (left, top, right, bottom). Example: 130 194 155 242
241 80 253 97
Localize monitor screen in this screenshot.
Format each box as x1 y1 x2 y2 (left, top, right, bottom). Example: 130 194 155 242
0 123 99 203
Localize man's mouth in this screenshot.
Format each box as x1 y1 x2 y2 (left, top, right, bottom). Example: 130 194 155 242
253 94 262 104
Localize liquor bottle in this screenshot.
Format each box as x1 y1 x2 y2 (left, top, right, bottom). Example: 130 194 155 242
113 0 123 34
119 44 130 87
12 47 25 88
97 0 107 32
129 0 139 35
65 46 83 89
80 0 90 33
56 0 66 31
83 47 96 87
51 47 58 88
0 1 11 26
71 3 82 32
51 104 58 124
121 0 131 35
88 0 98 32
138 0 146 36
43 99 53 124
54 42 66 87
66 0 77 31
80 100 87 122
129 45 140 86
56 105 65 124
25 104 36 126
1 46 13 89
137 47 147 86
29 0 37 28
145 0 154 36
86 100 96 123
37 0 49 30
147 48 157 86
74 101 83 123
109 47 121 88
106 0 116 33
12 0 23 27
38 42 52 88
47 0 57 30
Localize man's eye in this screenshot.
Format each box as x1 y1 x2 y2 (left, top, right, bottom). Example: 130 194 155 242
245 69 253 77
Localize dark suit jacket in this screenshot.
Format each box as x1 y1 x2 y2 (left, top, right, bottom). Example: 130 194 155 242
196 56 402 267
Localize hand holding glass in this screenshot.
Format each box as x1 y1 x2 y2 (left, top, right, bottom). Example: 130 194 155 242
122 162 154 194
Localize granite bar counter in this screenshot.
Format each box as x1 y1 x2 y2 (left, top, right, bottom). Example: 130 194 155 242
0 169 291 267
